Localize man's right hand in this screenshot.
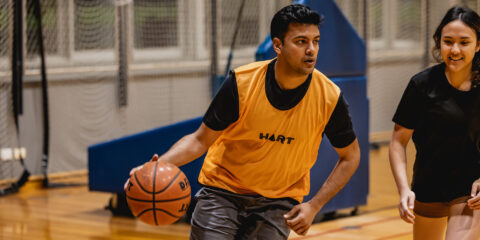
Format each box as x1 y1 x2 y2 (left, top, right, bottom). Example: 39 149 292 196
123 154 160 191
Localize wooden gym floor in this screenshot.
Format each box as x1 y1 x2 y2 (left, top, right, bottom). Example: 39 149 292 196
0 142 416 240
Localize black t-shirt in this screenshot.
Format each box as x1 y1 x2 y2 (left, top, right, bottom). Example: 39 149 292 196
203 60 356 148
393 63 480 202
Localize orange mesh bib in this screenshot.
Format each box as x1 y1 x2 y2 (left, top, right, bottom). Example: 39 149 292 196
199 60 340 202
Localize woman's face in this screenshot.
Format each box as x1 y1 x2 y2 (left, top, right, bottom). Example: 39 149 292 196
440 20 480 74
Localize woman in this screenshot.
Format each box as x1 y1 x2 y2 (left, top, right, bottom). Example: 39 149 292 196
389 6 480 240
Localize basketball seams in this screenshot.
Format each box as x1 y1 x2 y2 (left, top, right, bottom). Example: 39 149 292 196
152 161 159 225
154 170 181 194
133 171 151 194
136 208 183 219
126 193 191 202
130 166 181 194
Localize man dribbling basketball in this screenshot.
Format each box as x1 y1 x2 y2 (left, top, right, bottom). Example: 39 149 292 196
127 4 360 239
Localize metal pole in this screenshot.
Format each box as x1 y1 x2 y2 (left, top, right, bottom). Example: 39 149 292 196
363 0 368 45
32 0 50 187
210 0 218 97
12 0 23 126
224 0 246 76
363 0 368 82
117 2 129 107
423 0 430 68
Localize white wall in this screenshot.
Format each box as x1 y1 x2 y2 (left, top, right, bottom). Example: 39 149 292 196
20 70 211 174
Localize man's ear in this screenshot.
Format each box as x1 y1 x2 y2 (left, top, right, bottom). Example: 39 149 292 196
273 37 282 55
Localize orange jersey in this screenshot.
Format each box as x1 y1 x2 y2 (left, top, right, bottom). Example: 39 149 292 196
198 60 341 202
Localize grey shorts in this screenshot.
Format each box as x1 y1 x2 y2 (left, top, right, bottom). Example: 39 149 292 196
189 187 298 240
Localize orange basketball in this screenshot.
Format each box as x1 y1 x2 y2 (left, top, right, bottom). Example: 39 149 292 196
125 161 191 226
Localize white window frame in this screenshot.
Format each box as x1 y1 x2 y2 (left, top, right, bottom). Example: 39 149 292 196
132 0 187 63
1 0 282 78
215 0 272 62
335 0 365 38
368 0 422 51
366 0 425 62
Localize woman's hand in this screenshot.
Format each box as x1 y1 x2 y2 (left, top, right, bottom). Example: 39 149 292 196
398 189 416 224
467 178 480 210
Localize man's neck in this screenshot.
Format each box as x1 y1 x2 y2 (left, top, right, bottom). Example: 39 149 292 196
274 59 310 90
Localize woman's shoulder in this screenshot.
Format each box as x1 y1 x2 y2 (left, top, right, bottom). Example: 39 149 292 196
409 63 445 89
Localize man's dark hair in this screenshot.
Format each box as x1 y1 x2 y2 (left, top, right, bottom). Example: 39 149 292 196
270 4 324 42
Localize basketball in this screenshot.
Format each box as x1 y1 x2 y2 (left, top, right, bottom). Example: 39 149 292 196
125 161 191 226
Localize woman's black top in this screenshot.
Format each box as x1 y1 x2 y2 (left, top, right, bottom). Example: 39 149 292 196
393 63 480 202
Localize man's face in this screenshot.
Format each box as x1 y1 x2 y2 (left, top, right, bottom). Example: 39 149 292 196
274 23 320 75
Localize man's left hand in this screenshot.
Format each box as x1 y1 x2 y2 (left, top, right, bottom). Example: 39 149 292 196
284 202 317 236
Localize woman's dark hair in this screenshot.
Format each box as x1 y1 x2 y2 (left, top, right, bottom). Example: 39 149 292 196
432 6 480 88
270 4 324 43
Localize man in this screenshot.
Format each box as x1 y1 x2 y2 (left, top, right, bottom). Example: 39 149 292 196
128 4 360 239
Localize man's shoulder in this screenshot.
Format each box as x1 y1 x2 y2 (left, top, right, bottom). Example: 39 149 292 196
312 68 330 81
234 60 272 74
312 69 340 94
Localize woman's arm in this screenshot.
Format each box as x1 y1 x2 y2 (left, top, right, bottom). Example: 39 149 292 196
389 123 415 223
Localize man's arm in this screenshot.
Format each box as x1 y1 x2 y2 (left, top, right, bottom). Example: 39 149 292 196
126 71 237 187
126 123 222 187
285 138 360 235
155 123 222 166
307 138 360 210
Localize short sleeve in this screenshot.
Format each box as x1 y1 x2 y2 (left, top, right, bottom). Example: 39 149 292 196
324 93 357 148
202 71 239 131
392 79 424 129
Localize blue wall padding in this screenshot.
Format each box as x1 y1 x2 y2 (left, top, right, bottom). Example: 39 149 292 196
256 0 366 77
88 76 369 213
88 117 205 194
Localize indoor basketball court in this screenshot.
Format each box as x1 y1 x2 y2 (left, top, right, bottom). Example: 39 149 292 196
0 0 479 239
0 142 416 239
